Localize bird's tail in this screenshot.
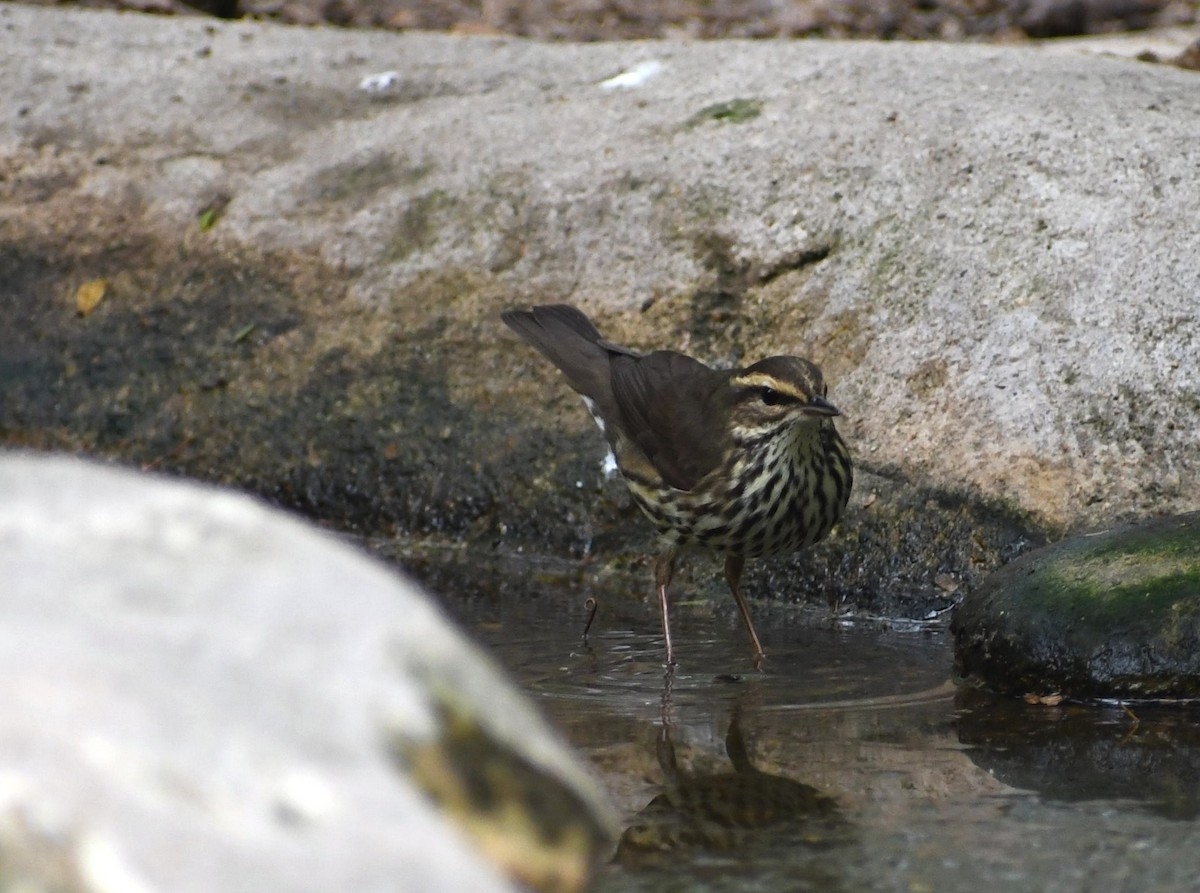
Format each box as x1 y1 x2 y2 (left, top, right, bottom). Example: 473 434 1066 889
501 304 632 403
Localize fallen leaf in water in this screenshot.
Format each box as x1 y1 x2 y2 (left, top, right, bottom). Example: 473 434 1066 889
75 278 107 316
1023 692 1064 706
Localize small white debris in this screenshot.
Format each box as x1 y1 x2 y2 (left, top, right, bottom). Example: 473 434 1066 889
598 60 664 90
600 452 618 478
359 70 400 93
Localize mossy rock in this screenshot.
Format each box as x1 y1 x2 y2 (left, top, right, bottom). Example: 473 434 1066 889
953 512 1200 700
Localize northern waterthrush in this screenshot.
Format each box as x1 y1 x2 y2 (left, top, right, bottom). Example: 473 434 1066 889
502 304 853 665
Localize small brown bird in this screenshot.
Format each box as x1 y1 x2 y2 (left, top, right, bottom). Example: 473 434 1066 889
501 304 852 665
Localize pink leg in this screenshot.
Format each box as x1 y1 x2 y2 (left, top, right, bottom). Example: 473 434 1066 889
725 554 765 666
654 549 677 666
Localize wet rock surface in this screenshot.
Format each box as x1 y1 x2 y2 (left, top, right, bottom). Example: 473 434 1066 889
0 453 616 893
953 512 1200 699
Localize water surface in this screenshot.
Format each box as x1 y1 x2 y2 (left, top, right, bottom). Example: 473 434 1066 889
429 557 1200 893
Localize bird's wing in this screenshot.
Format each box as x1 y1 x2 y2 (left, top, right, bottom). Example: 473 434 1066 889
609 350 730 491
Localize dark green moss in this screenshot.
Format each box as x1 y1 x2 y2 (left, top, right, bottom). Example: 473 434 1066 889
684 98 763 129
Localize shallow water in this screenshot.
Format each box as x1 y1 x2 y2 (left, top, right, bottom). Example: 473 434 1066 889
431 559 1200 893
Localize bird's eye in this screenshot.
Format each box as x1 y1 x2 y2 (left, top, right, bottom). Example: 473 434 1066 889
759 387 787 406
822 383 828 398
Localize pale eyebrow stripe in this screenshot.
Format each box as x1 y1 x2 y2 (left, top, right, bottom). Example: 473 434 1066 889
729 372 807 398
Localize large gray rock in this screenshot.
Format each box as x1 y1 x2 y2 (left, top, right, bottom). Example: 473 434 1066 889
0 453 616 893
2 5 1197 611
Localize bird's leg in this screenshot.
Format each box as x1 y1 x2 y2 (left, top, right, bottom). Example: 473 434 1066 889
724 554 766 666
581 596 598 642
654 548 678 666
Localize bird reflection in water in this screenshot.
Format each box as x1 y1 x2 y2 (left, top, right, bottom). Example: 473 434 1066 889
615 676 841 864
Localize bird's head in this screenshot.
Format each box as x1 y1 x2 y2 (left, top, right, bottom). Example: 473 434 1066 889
727 356 839 440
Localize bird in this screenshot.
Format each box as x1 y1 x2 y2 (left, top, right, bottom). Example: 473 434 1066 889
501 304 852 666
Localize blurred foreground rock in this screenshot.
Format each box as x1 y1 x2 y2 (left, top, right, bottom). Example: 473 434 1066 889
0 452 616 893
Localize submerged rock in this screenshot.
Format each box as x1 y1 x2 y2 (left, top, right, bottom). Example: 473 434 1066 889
956 689 1200 820
0 452 617 893
953 512 1200 700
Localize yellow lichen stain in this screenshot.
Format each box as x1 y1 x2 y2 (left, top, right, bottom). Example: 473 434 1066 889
75 278 107 316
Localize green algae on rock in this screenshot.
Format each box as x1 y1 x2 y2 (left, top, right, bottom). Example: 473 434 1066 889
953 512 1200 700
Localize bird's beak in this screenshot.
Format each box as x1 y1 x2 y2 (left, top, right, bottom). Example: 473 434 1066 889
801 395 840 417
